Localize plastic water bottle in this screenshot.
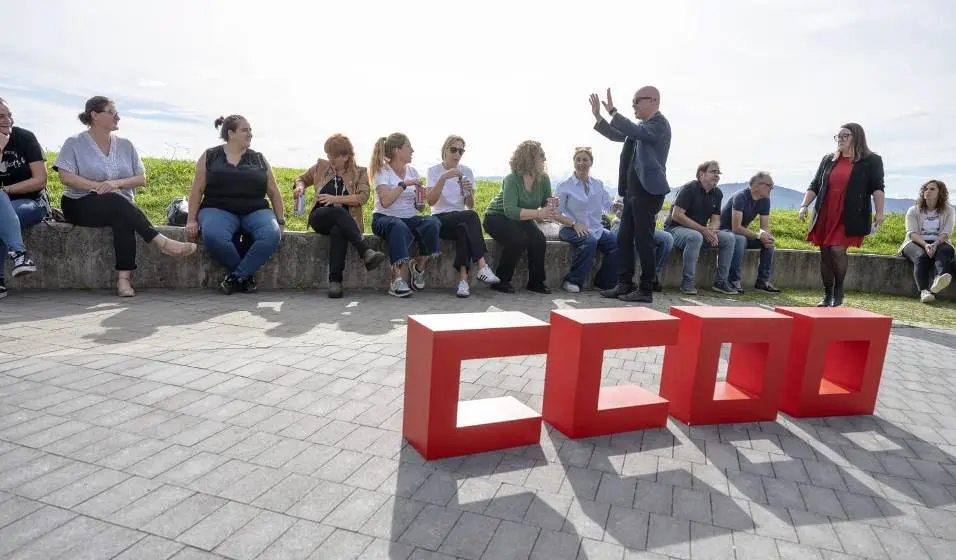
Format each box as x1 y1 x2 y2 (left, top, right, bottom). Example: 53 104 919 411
294 192 306 216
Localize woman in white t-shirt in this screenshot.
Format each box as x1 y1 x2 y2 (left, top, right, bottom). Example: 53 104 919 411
369 133 441 298
899 179 954 303
426 135 499 298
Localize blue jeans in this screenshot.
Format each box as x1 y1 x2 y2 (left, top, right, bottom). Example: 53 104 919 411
199 208 281 280
653 229 674 278
666 225 735 288
559 227 619 289
371 214 441 266
728 232 774 284
0 193 45 276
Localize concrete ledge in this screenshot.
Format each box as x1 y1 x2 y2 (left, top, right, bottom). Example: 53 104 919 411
3 223 949 299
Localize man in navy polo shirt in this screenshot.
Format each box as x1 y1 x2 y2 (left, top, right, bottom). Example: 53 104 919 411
719 172 781 293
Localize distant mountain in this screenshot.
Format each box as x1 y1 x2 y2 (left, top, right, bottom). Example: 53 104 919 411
677 183 914 213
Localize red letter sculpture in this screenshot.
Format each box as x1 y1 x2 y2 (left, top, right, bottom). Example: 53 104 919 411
543 308 678 438
403 312 550 460
660 306 793 425
774 307 891 417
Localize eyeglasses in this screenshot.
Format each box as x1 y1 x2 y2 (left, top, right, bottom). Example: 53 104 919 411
833 133 851 141
632 96 653 105
97 109 119 117
448 147 465 155
757 182 774 189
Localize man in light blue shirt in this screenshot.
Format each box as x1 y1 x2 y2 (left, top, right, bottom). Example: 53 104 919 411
553 147 619 293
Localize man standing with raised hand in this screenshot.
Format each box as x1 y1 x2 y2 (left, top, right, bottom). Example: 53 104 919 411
590 86 671 303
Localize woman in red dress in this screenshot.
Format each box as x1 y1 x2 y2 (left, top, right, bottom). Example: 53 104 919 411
798 123 886 307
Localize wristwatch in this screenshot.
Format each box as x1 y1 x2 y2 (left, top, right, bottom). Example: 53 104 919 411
398 181 407 190
276 217 286 225
608 107 618 116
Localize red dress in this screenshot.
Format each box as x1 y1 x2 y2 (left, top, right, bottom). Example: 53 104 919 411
807 156 864 247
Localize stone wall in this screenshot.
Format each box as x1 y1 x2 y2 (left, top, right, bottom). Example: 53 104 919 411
3 223 948 300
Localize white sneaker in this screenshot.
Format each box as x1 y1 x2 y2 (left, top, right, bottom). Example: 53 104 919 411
563 281 581 293
456 280 470 298
920 289 936 303
931 272 951 294
388 278 412 298
476 265 500 284
409 261 426 291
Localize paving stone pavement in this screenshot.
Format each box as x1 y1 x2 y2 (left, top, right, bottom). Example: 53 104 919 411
0 288 955 560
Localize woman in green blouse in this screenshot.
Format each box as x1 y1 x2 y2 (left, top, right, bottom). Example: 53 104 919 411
483 140 558 293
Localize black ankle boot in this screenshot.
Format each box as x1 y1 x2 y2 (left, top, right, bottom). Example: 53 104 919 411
831 288 844 307
816 290 833 307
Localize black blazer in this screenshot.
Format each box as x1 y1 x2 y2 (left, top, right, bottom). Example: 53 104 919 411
593 112 671 197
808 152 884 237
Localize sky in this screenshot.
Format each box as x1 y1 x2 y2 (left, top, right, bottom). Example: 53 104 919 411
2 0 955 198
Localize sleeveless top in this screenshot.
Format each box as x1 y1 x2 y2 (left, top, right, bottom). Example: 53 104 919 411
200 146 270 216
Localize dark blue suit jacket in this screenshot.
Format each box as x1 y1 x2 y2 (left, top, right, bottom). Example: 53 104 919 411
594 111 671 197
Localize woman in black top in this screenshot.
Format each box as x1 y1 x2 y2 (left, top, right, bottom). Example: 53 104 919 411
798 123 885 307
186 115 285 294
0 97 43 296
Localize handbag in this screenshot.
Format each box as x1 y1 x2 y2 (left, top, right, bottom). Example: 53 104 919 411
536 220 562 240
166 197 189 226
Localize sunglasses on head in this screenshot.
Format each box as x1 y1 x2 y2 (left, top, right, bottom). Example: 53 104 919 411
448 147 465 155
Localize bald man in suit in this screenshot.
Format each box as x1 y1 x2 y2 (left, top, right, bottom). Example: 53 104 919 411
590 86 671 303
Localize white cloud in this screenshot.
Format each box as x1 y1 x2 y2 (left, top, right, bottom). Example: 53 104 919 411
2 0 955 198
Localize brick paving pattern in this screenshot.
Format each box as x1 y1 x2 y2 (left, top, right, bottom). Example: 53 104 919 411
0 289 954 559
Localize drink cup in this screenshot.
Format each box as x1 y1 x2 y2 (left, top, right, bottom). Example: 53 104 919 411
547 197 559 210
414 183 426 210
459 176 472 197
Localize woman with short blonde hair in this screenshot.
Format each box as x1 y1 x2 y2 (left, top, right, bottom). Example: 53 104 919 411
426 135 499 298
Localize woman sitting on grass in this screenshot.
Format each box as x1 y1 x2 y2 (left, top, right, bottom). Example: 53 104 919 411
898 179 954 303
425 135 499 298
54 96 196 297
185 114 285 295
369 132 441 298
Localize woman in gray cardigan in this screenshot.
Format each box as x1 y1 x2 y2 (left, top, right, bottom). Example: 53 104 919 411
898 179 954 303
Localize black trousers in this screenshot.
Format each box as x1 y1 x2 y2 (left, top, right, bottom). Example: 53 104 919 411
617 187 666 291
309 206 368 282
61 193 159 271
482 214 546 286
901 241 955 292
436 210 488 271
